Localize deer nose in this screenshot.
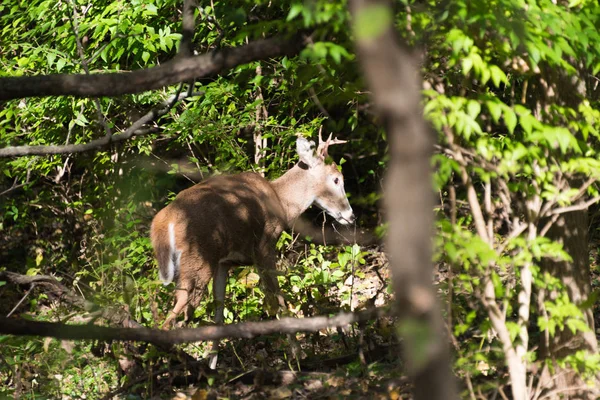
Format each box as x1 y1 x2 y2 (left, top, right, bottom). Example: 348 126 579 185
339 209 355 225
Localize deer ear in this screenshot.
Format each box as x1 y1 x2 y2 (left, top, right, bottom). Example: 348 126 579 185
296 137 320 167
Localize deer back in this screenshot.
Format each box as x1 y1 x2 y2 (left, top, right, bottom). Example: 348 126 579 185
151 172 287 283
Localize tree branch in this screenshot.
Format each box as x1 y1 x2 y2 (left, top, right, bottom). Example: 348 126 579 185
0 307 389 345
551 195 600 215
0 90 203 157
443 126 490 242
0 34 306 101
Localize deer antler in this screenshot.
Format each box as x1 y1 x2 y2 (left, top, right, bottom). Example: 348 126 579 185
317 126 346 158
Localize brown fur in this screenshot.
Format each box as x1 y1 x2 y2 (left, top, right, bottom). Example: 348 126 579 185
151 172 288 326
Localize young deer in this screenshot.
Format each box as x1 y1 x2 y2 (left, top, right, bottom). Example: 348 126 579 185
150 134 354 366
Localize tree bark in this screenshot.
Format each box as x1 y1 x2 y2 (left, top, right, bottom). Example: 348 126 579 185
349 1 457 399
538 210 598 399
533 60 599 399
0 307 387 345
0 34 305 100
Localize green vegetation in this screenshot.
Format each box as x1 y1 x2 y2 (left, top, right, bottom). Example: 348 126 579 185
1 0 600 398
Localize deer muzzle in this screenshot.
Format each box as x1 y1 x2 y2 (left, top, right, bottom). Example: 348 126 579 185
337 208 356 225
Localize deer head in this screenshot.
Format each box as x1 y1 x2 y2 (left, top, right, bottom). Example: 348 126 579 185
294 132 355 225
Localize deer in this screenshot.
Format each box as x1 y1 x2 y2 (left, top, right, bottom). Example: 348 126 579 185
150 133 354 368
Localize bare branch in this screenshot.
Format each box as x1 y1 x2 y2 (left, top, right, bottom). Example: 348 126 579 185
479 274 527 399
0 34 307 101
0 90 203 157
0 307 389 345
0 169 31 196
551 195 600 216
443 127 490 242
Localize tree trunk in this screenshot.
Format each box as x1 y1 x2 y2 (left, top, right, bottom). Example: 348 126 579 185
349 1 457 399
538 210 598 399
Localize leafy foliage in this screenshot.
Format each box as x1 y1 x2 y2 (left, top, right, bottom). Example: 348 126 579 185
0 0 389 397
2 0 600 397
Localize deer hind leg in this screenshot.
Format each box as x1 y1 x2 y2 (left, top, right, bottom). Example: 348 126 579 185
209 262 229 370
162 279 192 329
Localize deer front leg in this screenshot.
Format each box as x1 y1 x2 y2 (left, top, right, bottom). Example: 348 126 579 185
256 241 300 362
209 263 228 370
261 267 286 316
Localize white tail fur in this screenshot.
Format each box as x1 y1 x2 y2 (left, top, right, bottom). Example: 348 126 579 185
159 223 179 284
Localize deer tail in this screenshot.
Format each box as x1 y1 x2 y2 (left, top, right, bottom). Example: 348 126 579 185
152 221 181 285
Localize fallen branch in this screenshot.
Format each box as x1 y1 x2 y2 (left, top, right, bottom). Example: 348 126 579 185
0 34 306 101
0 306 389 346
0 271 90 311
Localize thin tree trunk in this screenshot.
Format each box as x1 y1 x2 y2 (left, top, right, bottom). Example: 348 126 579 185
254 64 268 176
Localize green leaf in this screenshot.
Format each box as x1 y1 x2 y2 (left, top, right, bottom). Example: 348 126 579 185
467 100 481 119
332 269 345 278
56 58 66 72
144 3 158 16
287 3 303 21
486 100 502 123
46 52 56 68
489 65 507 88
462 57 473 75
503 107 517 134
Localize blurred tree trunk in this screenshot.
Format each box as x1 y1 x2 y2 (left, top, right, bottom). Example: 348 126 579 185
534 64 599 398
538 210 598 399
349 1 457 399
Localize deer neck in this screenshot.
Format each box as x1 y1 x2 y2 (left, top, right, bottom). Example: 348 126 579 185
271 164 315 226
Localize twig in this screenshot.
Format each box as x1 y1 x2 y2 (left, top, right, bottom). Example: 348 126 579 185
309 87 331 118
465 372 477 400
537 385 596 400
484 180 493 245
0 170 31 196
7 285 34 317
539 213 561 237
443 127 489 242
497 386 510 400
207 0 225 49
100 360 205 400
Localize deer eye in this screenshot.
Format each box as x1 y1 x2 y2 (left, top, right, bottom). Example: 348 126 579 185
334 177 340 185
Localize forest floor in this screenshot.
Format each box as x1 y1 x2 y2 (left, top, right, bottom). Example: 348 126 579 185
134 246 409 400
